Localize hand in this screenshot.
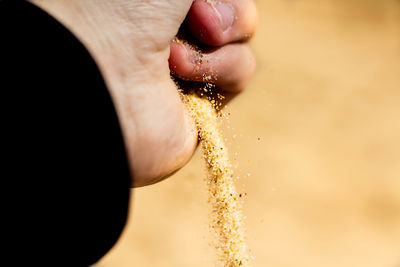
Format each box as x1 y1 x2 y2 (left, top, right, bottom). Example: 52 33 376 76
29 0 258 187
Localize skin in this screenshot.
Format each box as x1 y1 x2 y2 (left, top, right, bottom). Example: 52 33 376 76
28 0 258 187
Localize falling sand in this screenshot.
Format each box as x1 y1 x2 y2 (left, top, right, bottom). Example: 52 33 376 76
182 91 250 267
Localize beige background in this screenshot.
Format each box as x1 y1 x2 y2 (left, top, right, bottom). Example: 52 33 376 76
96 0 400 266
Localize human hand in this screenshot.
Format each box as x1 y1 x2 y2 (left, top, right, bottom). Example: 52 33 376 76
29 0 258 187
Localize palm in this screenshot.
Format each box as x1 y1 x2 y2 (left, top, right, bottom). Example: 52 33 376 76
88 0 199 186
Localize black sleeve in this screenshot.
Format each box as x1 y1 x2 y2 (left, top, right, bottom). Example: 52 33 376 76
1 1 132 265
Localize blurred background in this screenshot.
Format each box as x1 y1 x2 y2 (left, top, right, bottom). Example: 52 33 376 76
96 0 400 266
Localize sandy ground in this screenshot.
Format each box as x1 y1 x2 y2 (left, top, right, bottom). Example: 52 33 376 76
96 0 400 266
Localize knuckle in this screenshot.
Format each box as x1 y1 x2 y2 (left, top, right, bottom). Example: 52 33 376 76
237 0 258 39
231 46 256 91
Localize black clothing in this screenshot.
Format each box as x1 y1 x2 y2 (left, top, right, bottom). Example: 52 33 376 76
1 1 131 265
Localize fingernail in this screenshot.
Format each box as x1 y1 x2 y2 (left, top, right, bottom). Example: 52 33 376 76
214 2 235 32
179 42 202 66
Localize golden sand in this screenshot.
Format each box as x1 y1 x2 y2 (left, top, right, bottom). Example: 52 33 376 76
182 92 250 267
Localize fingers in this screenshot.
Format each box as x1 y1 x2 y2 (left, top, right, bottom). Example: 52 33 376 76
187 0 258 46
169 0 257 98
169 40 256 93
